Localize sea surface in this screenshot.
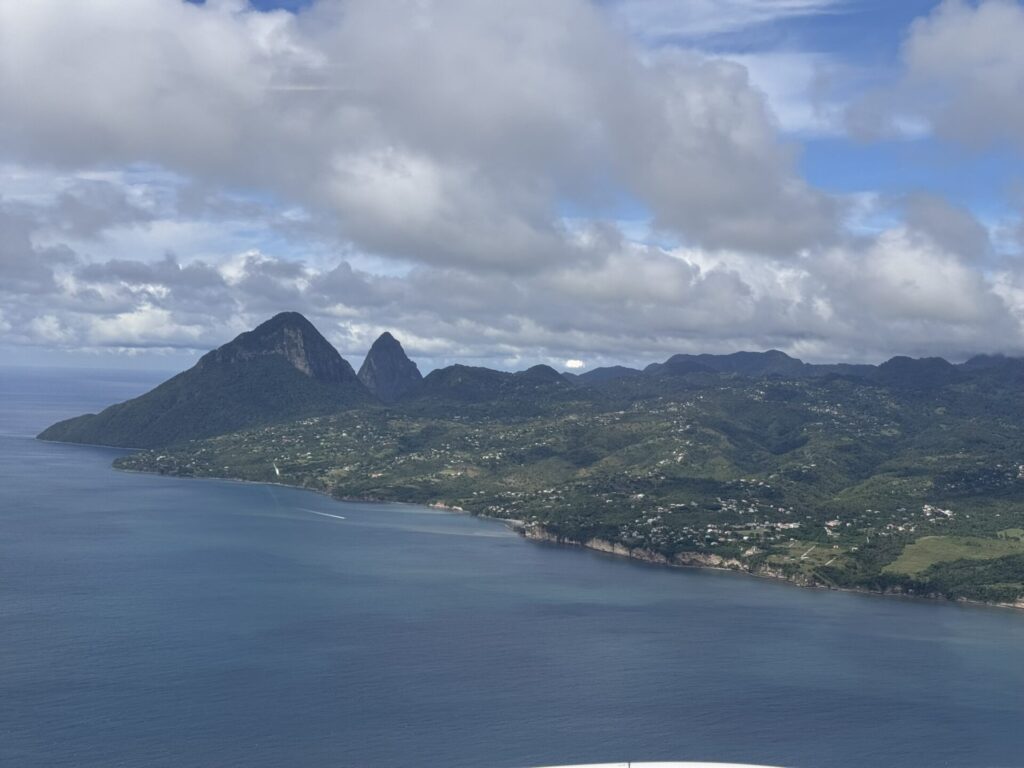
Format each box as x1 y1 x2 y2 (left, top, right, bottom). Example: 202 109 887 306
2 367 1023 768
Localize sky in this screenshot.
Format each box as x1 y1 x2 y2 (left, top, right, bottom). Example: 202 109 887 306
3 0 1024 373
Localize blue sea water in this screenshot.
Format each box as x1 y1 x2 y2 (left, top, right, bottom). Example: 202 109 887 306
1 367 1023 768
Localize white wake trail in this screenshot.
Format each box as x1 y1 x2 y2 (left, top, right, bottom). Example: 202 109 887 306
302 509 347 521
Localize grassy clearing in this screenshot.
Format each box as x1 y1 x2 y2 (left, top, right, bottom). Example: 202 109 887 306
767 540 847 573
884 535 1024 576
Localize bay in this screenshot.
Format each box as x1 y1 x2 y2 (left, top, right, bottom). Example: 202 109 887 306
2 368 1022 768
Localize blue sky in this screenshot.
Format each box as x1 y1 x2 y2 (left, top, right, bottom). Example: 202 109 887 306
2 0 1024 371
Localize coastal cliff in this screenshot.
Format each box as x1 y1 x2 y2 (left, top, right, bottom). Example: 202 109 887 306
523 523 794 578
517 522 1024 610
114 452 1024 610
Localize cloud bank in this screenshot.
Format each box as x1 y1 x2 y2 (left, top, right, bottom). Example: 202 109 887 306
1 0 1023 369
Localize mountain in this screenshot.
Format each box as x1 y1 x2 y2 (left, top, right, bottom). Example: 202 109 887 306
42 307 1024 451
872 356 960 389
38 312 369 448
357 332 423 403
575 365 643 384
645 357 715 377
418 365 515 402
515 364 565 384
414 362 573 411
418 363 571 399
962 354 1012 370
112 344 1024 606
958 354 1024 386
646 350 806 378
202 311 359 383
638 350 886 382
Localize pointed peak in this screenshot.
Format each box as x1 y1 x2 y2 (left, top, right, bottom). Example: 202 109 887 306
358 331 423 403
255 311 316 332
369 331 401 349
230 312 328 353
203 312 360 385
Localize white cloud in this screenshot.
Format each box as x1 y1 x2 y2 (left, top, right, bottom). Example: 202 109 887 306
849 0 1024 147
820 229 1000 325
902 0 1024 147
564 359 587 369
4 181 1023 367
607 0 848 40
0 0 834 263
27 315 72 344
901 194 992 262
88 306 207 348
1 0 1022 368
726 52 846 137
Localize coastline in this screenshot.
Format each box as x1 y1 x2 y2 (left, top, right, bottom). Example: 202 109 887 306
107 457 1024 613
520 523 1024 612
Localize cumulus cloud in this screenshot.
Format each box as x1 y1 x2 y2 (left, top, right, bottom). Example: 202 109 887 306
901 0 1024 148
45 178 155 238
0 203 76 291
901 194 993 262
849 0 1024 147
1 0 1022 368
0 0 834 264
4 184 1024 368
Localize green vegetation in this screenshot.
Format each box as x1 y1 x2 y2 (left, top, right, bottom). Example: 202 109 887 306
39 313 1024 606
113 368 1024 606
39 356 365 448
38 313 369 448
884 536 1024 576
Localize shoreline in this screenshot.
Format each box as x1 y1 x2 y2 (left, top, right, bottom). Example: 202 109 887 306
520 524 1024 613
107 458 1024 613
115 464 531 529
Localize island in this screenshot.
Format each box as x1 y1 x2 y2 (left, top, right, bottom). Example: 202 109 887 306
41 312 1024 608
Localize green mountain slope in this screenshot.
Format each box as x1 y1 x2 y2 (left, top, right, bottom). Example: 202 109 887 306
357 332 423 403
38 312 1024 605
114 361 1024 606
38 312 370 448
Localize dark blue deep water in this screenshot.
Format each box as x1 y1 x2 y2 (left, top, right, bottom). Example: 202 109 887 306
2 368 1023 768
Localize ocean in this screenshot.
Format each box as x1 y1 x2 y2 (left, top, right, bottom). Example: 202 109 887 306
2 367 1022 768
